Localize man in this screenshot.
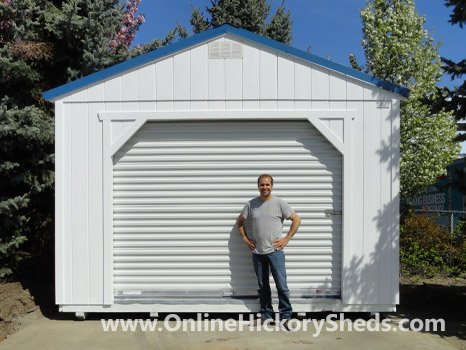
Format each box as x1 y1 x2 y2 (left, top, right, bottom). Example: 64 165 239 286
236 174 301 323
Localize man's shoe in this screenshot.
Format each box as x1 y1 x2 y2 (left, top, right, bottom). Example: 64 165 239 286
280 319 292 331
252 317 274 326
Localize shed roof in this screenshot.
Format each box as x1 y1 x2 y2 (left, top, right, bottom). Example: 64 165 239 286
43 24 410 101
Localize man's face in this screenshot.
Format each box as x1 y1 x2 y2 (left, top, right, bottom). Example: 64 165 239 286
258 177 273 197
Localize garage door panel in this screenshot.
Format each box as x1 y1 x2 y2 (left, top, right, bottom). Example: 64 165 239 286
113 121 342 302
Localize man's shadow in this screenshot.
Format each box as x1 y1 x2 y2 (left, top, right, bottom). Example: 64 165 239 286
227 220 260 309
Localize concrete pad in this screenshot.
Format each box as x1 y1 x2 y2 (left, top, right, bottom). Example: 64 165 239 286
0 313 461 350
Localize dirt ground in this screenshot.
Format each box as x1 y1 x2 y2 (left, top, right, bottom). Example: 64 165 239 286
0 276 465 348
0 282 38 342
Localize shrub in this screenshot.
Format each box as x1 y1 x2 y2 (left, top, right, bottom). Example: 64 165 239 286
400 210 465 277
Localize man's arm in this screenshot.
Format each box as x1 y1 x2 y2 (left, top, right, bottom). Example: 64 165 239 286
273 213 301 250
236 214 256 251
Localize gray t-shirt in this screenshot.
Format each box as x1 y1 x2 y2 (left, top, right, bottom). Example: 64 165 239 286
241 196 295 255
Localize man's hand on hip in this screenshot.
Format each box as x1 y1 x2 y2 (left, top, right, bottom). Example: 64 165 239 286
273 237 290 250
243 237 256 250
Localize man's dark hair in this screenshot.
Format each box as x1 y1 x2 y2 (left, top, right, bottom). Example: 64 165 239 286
257 174 274 185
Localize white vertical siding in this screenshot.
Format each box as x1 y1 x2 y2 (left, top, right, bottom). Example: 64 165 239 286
104 76 122 101
55 102 66 304
70 103 89 304
329 101 346 109
225 58 242 100
122 102 139 113
156 57 173 100
260 100 277 109
208 100 226 110
102 117 114 304
295 63 312 100
313 101 330 109
362 101 381 304
157 101 174 110
242 43 260 99
173 51 191 100
191 101 209 110
190 45 208 100
295 100 312 109
312 67 329 100
121 69 139 101
59 102 122 305
87 103 105 304
208 55 225 100
347 80 364 100
138 64 156 101
226 100 242 109
139 101 156 111
330 74 347 100
105 102 122 112
278 101 294 109
87 82 104 102
278 56 294 100
173 101 191 110
379 103 393 304
344 101 364 304
364 86 384 101
70 88 88 102
259 49 277 99
391 99 401 305
243 100 260 109
62 103 73 304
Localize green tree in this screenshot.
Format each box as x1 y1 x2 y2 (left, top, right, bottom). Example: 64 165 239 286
0 0 189 278
1 0 57 277
0 0 139 278
443 0 466 196
190 0 292 44
424 0 465 143
136 23 188 55
350 0 460 196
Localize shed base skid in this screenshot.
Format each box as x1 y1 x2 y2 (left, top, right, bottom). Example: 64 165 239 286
60 300 396 314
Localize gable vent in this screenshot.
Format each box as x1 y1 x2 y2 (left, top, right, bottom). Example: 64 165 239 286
209 41 243 59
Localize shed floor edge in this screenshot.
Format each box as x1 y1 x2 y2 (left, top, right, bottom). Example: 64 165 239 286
59 302 397 313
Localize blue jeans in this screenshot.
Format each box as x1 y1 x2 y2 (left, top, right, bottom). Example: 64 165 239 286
252 250 292 320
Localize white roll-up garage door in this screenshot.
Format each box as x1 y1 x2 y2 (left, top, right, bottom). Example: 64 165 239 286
113 121 342 303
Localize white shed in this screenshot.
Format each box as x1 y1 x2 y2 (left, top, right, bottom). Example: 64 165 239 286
44 25 408 316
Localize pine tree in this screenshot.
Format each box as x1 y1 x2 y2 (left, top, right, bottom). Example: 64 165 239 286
42 0 126 81
136 23 188 55
265 1 292 44
0 0 54 277
435 0 466 195
190 0 293 44
191 6 210 34
0 0 142 278
445 0 466 27
349 0 460 197
424 0 466 142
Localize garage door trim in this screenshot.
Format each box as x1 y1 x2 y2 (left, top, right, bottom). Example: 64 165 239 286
99 110 355 304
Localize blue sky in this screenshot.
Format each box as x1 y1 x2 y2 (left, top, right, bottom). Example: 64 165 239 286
134 0 465 153
134 0 465 89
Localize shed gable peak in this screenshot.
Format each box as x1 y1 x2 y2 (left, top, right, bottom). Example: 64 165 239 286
43 24 409 101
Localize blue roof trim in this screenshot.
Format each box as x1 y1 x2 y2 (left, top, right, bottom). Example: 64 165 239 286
43 24 410 101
